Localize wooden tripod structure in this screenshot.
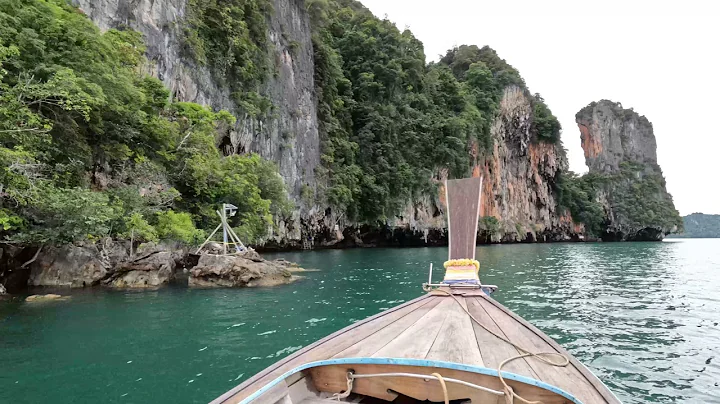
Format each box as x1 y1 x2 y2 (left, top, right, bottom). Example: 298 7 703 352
195 204 247 255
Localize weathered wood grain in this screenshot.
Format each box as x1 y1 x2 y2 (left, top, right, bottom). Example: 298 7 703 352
474 296 607 404
446 177 482 260
213 294 619 404
466 297 539 377
426 296 484 366
478 294 620 404
373 298 454 359
334 297 442 358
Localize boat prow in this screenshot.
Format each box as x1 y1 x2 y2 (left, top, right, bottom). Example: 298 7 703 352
212 293 620 404
213 177 620 404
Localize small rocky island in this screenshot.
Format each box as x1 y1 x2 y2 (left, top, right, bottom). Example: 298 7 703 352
0 242 304 295
575 101 683 241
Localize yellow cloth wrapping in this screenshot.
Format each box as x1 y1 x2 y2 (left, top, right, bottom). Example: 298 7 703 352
443 259 480 271
443 264 480 283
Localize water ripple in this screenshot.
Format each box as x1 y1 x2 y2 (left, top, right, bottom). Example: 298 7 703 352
1 240 718 403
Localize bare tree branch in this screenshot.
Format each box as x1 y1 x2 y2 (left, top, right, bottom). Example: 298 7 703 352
20 244 43 269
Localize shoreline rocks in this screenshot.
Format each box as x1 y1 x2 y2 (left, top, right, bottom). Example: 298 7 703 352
189 253 300 288
27 244 111 288
0 241 305 294
102 251 178 288
26 294 69 302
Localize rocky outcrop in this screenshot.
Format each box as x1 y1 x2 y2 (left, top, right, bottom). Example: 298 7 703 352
26 294 69 302
266 86 583 248
0 240 302 293
577 101 659 174
102 251 177 288
188 253 299 288
6 242 176 289
27 245 111 288
576 100 681 241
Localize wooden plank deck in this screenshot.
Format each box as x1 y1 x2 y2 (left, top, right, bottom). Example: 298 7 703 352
212 294 620 404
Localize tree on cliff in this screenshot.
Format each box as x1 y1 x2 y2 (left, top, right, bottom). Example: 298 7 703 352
310 1 564 225
0 0 290 244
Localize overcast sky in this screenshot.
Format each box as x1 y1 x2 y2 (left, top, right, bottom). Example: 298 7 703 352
360 0 719 215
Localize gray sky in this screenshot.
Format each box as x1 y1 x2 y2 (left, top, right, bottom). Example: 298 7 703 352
360 0 720 215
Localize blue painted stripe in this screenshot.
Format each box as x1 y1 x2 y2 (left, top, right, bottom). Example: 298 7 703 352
238 357 584 404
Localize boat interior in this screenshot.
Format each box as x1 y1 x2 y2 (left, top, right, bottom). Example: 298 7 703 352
251 359 580 404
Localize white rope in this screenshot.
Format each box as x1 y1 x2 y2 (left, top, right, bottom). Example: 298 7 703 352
432 289 570 404
331 372 354 401
348 372 505 396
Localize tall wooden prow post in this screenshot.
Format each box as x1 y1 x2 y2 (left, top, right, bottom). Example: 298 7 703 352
424 176 497 294
446 177 483 263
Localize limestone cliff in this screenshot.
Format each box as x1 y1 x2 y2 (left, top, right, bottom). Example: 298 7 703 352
72 0 580 248
478 87 582 243
576 100 682 241
71 0 320 199
269 86 583 249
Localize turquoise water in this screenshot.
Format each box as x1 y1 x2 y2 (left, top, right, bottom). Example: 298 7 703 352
1 239 719 403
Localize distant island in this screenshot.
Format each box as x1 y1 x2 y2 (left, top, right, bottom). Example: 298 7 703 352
668 213 720 238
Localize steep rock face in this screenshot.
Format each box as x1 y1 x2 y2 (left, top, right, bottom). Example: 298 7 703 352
264 87 582 248
71 0 320 198
478 87 582 242
72 1 578 248
576 100 681 241
578 101 658 174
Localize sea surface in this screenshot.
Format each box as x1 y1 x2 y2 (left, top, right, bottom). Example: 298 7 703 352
1 239 719 403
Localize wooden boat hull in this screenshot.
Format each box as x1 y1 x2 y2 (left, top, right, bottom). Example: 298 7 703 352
234 358 584 404
212 293 621 404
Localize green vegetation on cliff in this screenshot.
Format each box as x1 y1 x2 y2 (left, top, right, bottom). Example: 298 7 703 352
0 0 289 244
310 0 562 223
557 162 683 238
1 0 567 245
673 213 720 238
555 172 606 236
182 0 274 115
611 162 683 232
